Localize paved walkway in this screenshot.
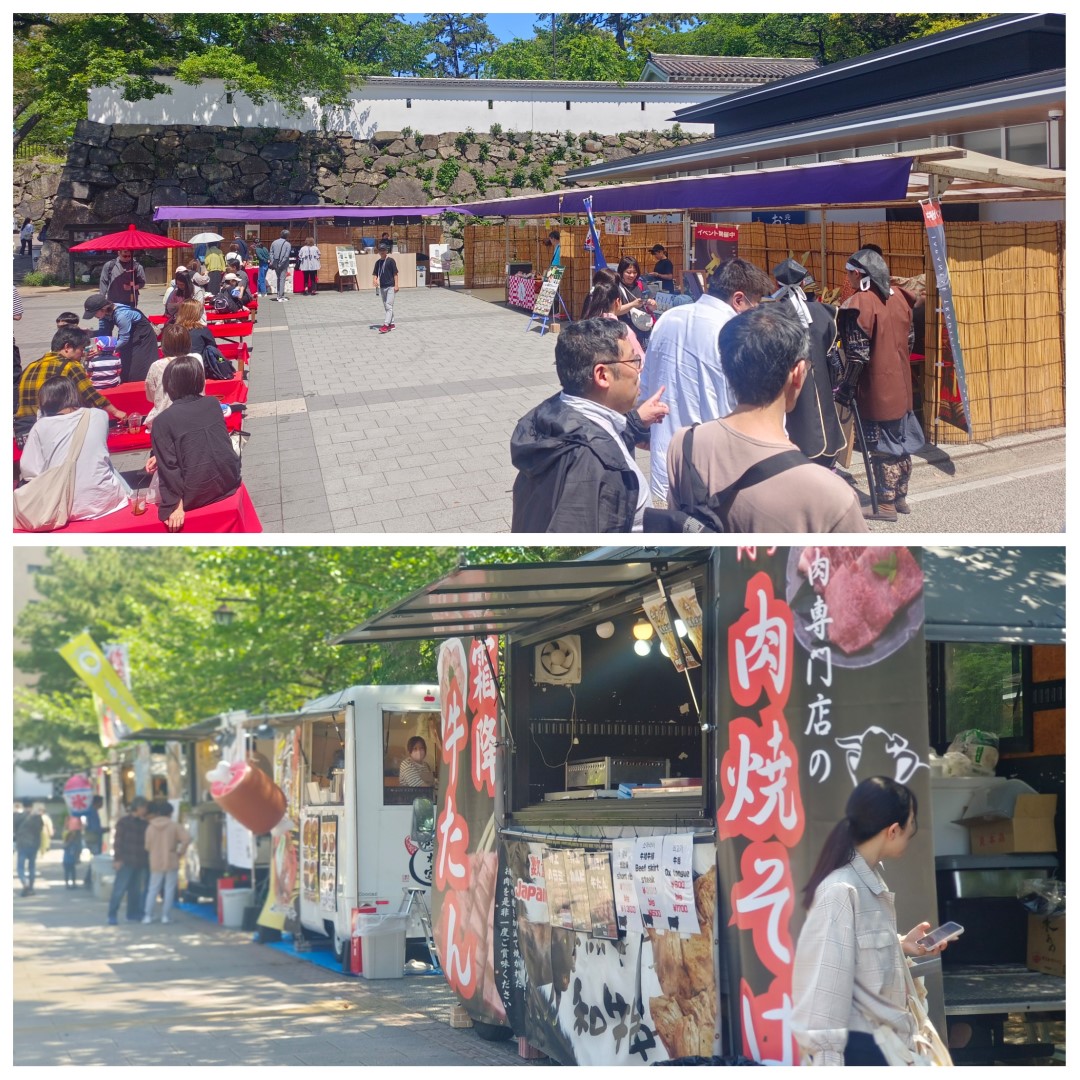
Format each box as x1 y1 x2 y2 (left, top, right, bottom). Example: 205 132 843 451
13 282 1065 533
13 849 538 1067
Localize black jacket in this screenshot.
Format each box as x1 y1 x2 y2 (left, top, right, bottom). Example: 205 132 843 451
510 393 646 532
150 395 241 521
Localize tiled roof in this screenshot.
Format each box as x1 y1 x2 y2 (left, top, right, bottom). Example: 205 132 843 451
645 54 818 83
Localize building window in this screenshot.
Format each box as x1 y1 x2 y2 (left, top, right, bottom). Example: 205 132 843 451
758 158 785 170
899 138 932 151
820 148 855 161
951 127 1004 158
787 153 818 166
488 100 493 110
641 102 646 111
856 142 896 157
1006 123 1048 167
566 101 571 111
406 99 412 109
226 93 234 105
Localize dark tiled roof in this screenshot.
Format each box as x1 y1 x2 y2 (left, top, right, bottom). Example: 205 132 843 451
645 54 818 83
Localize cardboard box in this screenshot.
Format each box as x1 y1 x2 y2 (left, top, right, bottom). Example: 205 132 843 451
961 793 1057 854
1026 913 1065 977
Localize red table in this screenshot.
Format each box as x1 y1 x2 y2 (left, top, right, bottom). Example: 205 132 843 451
101 375 249 416
15 484 263 534
245 267 259 295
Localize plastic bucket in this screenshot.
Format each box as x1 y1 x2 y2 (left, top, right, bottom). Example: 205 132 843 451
221 887 253 928
91 853 115 900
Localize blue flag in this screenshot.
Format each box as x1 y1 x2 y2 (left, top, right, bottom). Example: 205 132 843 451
583 196 607 270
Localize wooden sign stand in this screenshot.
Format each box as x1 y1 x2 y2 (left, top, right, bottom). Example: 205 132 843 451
526 265 569 336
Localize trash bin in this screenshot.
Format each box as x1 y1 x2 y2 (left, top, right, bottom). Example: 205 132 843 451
355 912 407 979
221 887 253 928
416 265 427 287
91 853 115 900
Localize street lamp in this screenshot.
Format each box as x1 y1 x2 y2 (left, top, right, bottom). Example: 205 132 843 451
212 596 258 626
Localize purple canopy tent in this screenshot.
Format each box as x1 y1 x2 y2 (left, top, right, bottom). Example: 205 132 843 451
153 205 467 222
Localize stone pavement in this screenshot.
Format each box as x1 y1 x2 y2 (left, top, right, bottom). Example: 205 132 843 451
13 282 1065 534
13 849 540 1067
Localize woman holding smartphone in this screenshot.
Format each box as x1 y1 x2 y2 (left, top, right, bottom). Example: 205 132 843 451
791 776 949 1066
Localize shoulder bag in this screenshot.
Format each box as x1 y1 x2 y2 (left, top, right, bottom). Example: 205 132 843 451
619 283 654 332
866 945 953 1066
14 409 91 531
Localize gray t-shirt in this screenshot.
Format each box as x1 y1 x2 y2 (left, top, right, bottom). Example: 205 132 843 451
667 420 868 533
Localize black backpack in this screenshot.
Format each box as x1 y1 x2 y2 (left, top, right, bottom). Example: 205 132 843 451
643 424 808 533
212 288 243 313
201 343 236 381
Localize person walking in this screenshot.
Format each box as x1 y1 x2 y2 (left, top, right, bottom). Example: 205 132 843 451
14 800 44 896
36 802 54 858
143 800 190 924
19 218 34 257
61 817 84 889
81 794 105 889
107 797 150 924
373 241 399 332
268 230 293 302
791 777 950 1066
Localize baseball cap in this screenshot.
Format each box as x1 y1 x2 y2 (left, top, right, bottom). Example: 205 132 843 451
82 292 109 317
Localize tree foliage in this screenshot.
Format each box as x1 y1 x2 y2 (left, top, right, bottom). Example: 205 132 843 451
13 546 586 779
423 14 498 78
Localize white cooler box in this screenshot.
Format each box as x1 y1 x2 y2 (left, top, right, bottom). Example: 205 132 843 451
930 776 1008 855
90 853 115 900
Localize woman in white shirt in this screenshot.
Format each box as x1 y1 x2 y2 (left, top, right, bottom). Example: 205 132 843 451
791 776 946 1066
144 323 199 430
297 237 321 296
19 375 130 522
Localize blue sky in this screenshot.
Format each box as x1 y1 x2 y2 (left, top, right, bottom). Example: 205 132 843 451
403 13 541 43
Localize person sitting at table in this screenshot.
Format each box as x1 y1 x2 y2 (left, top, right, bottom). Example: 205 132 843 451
145 354 241 532
163 266 195 323
187 259 210 300
18 375 131 522
143 324 197 431
15 327 127 437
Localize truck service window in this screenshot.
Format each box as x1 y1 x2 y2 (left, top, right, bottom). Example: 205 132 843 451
382 709 440 806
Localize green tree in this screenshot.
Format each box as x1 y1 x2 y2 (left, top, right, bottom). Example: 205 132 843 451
423 13 497 78
12 14 432 152
13 546 585 779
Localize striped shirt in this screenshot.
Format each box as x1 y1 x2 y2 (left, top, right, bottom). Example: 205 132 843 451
85 341 122 390
791 854 918 1065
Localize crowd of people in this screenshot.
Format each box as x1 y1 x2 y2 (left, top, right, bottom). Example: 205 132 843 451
512 246 922 533
13 253 248 531
14 796 192 925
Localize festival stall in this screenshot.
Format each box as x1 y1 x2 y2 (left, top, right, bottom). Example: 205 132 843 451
246 684 441 969
332 546 1065 1065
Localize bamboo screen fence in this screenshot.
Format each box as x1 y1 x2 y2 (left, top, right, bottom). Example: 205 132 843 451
463 217 1064 445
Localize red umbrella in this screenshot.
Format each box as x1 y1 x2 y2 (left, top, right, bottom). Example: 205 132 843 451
70 224 191 307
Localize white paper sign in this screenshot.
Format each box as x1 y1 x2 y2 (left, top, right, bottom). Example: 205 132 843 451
604 215 632 236
632 835 665 932
611 838 643 933
661 834 699 935
336 247 357 277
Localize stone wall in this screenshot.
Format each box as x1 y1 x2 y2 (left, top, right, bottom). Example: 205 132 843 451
37 120 710 276
14 160 64 224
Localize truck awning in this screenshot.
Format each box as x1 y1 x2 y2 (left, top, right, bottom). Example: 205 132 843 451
330 551 709 644
120 716 229 743
923 547 1065 644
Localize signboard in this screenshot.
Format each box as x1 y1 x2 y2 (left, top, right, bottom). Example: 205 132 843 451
604 215 632 236
922 199 972 436
531 265 564 318
301 815 319 904
319 816 338 913
715 545 933 1065
335 247 357 278
751 211 807 225
429 243 450 271
692 223 739 275
506 273 538 310
584 852 618 940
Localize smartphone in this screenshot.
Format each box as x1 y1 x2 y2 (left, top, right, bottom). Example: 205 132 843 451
917 921 964 949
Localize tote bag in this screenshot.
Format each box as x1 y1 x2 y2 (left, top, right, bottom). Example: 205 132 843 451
14 410 91 531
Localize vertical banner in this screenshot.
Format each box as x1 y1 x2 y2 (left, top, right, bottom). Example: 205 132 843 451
921 199 972 436
264 727 300 923
583 195 608 270
59 632 154 735
434 637 506 1027
715 546 933 1064
96 643 131 747
692 224 739 276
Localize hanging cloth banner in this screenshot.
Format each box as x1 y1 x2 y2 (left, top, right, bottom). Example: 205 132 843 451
921 199 973 437
58 631 154 734
583 196 607 270
94 642 133 747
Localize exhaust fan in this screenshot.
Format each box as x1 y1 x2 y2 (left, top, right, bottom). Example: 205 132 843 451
534 636 582 685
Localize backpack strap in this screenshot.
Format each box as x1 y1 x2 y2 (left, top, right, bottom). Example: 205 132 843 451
679 422 809 530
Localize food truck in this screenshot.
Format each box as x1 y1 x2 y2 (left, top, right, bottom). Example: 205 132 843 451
332 545 1065 1065
250 684 440 964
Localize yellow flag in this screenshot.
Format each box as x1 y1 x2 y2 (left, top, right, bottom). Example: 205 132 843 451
58 632 154 733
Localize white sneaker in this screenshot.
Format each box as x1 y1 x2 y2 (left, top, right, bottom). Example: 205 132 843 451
160 917 171 924
142 915 153 924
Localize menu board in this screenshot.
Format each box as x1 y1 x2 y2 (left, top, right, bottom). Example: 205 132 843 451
632 835 665 931
565 850 592 933
585 852 619 940
661 834 699 935
543 848 575 930
319 816 337 913
335 247 357 277
531 266 564 317
301 815 319 904
611 838 643 933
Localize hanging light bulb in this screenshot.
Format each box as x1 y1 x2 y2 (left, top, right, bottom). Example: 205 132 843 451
632 617 654 642
659 641 670 659
634 639 652 657
595 621 615 639
675 619 688 638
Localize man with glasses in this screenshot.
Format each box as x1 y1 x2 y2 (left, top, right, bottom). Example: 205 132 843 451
640 257 775 507
510 319 667 532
